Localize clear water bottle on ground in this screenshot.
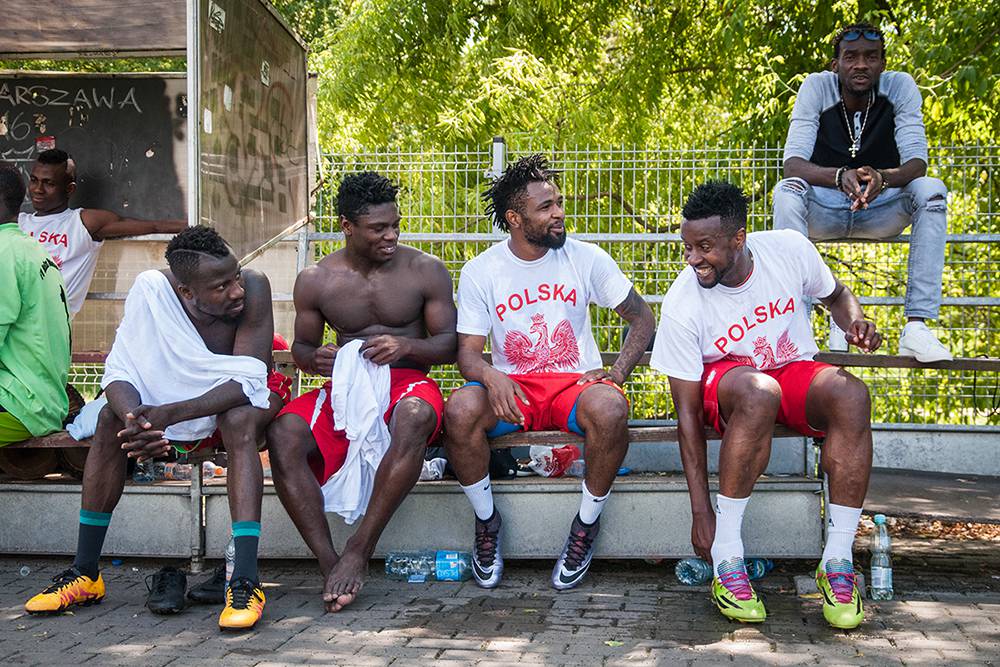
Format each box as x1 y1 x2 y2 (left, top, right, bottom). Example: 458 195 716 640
225 536 236 587
675 557 774 585
384 551 472 583
869 513 893 600
675 558 713 585
566 459 586 477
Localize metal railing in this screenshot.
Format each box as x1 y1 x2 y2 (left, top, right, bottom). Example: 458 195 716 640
302 141 999 426
58 141 999 427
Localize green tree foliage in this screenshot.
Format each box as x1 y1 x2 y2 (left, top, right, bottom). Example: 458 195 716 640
290 0 999 150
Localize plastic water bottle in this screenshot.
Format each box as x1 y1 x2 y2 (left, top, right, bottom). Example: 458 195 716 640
566 459 586 477
869 514 893 600
675 557 774 585
225 536 236 586
745 558 775 580
675 558 714 585
384 551 472 583
202 461 225 478
132 460 154 483
163 463 192 481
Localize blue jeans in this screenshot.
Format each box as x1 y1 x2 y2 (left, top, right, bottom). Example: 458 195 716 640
772 176 948 320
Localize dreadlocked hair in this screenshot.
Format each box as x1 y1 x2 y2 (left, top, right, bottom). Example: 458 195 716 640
483 154 560 232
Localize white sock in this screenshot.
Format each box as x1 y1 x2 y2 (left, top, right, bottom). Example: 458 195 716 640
821 503 863 567
711 494 750 578
460 474 495 521
578 481 610 525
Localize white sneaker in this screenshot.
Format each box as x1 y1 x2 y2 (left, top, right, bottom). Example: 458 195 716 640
898 322 953 362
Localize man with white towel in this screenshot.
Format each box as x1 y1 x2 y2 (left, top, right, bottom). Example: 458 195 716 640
267 172 457 613
25 226 287 631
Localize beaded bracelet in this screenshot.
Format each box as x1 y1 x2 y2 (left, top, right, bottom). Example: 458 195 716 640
835 166 847 190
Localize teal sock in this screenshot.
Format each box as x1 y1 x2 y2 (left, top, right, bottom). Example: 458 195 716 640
231 521 261 584
74 510 112 579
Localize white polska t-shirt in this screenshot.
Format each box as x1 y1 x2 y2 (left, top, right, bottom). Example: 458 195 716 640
651 230 837 381
457 238 633 375
18 208 103 317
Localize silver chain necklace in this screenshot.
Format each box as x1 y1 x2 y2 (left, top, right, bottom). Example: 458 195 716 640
841 89 874 158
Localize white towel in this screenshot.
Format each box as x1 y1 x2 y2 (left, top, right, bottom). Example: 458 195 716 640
319 339 391 523
101 270 271 441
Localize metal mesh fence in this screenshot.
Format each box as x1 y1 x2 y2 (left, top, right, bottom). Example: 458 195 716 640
301 143 999 426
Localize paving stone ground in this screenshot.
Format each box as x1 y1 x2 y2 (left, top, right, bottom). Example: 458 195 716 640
1 536 997 666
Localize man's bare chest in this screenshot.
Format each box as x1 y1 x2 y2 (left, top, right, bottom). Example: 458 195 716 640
320 278 424 331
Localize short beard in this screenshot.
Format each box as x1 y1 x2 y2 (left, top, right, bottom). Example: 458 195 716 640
525 227 567 250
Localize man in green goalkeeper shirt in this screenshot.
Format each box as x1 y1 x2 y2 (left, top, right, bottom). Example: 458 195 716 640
0 161 71 447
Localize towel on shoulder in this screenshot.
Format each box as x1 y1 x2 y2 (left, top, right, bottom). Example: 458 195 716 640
101 270 271 441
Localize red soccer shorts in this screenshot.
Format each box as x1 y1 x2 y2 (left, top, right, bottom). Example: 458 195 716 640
701 358 834 438
276 368 444 484
183 370 292 454
464 372 627 437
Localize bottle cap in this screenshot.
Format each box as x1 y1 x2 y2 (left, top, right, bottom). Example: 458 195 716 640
873 513 887 525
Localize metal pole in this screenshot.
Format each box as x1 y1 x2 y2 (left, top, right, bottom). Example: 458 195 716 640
485 136 506 181
185 0 200 228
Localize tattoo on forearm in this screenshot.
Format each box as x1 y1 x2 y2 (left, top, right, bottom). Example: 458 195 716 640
612 290 654 382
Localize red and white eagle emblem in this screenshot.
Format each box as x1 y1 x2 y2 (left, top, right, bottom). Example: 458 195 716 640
503 313 580 373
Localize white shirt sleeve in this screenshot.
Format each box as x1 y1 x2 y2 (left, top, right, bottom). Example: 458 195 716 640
455 265 492 336
889 72 929 166
587 245 633 308
783 74 822 163
650 311 705 382
788 232 837 299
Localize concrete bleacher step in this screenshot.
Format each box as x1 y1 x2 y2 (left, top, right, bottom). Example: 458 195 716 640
0 474 822 560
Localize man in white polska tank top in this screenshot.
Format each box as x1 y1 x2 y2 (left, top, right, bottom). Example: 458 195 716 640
445 154 656 592
651 181 880 630
20 149 187 316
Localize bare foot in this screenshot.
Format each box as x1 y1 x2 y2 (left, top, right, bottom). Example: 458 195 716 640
322 550 367 612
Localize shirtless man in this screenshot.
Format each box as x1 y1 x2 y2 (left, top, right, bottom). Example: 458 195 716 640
25 226 286 631
19 149 186 316
267 172 457 612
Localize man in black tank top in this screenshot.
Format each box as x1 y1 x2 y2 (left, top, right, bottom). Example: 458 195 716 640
772 23 951 363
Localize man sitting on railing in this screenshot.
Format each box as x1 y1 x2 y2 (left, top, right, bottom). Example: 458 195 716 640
25 226 287 631
772 22 951 362
655 181 878 629
445 154 655 591
266 172 457 613
19 149 187 318
0 162 71 448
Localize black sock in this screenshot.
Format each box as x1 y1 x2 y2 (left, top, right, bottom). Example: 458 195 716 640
73 510 112 579
231 521 261 584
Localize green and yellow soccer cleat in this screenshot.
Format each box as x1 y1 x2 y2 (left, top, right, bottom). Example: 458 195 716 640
816 559 864 629
219 577 266 630
25 568 105 613
711 558 766 623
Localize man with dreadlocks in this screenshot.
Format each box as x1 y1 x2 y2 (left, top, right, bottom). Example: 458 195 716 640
25 226 288 631
445 154 655 591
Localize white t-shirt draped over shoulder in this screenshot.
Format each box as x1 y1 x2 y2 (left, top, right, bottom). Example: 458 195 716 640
457 237 633 375
651 230 837 382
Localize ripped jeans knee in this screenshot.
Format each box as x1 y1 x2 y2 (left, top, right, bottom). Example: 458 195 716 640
775 177 809 197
